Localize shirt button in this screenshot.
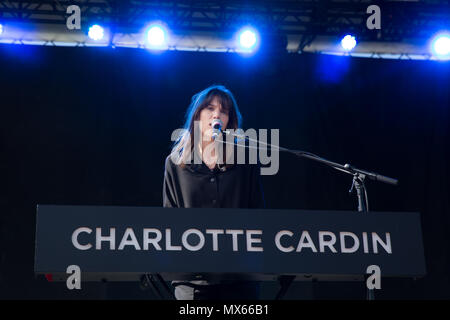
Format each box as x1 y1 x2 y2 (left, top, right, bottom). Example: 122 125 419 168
210 177 215 183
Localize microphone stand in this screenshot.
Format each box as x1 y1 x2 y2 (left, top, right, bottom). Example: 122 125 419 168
222 130 399 300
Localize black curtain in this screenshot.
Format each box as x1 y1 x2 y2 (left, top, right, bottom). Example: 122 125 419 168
0 44 448 299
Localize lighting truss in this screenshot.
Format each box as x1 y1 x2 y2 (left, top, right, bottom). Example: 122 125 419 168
0 0 449 59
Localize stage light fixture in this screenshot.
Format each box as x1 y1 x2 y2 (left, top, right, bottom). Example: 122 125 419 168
431 33 450 59
0 24 3 35
147 25 167 47
88 24 104 41
237 27 259 51
341 35 357 51
145 21 169 49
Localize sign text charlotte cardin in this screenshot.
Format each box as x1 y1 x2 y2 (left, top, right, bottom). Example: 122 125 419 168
71 227 392 254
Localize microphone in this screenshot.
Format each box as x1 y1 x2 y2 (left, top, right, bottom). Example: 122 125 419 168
211 119 223 140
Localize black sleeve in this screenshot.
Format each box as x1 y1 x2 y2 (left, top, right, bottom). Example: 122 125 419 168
162 157 178 208
250 163 266 209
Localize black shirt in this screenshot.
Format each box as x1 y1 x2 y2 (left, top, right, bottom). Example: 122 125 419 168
162 144 265 299
162 153 265 209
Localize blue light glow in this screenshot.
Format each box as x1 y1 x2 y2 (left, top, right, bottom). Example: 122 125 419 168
237 27 259 52
341 35 357 51
431 33 450 59
146 24 167 47
88 24 104 41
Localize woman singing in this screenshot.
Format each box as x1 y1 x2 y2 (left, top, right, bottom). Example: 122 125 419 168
162 84 265 300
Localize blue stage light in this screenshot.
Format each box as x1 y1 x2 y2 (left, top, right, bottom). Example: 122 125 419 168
88 24 104 41
146 24 167 47
238 27 259 51
431 33 450 59
341 35 357 51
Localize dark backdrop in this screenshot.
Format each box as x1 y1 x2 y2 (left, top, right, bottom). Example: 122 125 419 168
0 44 448 299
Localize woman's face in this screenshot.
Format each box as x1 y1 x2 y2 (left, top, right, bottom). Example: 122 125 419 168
198 96 229 140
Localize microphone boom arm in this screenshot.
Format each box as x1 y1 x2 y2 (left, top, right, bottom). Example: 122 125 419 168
222 129 398 186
